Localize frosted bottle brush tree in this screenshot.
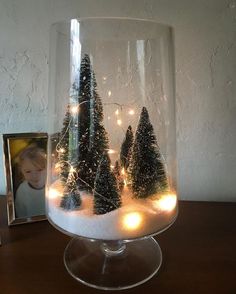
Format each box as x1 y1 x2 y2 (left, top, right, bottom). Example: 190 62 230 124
128 107 169 198
57 105 72 184
120 125 134 171
94 152 121 215
60 169 81 210
76 54 109 190
57 54 109 200
113 160 124 191
57 87 82 210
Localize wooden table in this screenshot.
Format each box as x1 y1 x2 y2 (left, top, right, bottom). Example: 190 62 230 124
0 195 236 294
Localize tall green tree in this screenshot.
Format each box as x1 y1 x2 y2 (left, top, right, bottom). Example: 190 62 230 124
57 82 80 185
120 125 134 170
57 105 71 184
76 55 109 190
57 54 109 197
128 107 169 199
57 82 80 209
94 153 121 215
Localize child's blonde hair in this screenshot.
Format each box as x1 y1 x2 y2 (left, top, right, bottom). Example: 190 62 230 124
18 145 46 170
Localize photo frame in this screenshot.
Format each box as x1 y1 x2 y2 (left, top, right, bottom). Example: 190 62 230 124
3 133 48 225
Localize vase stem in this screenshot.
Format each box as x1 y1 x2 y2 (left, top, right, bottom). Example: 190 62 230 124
101 240 126 256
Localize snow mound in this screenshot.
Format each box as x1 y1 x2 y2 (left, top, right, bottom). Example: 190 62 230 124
47 184 177 240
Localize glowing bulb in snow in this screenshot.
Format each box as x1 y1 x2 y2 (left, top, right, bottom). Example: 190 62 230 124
48 188 60 199
155 194 177 212
123 212 142 230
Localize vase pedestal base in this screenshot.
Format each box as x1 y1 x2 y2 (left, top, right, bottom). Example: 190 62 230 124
64 236 162 290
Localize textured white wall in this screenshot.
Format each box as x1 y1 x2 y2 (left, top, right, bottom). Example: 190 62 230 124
0 0 235 201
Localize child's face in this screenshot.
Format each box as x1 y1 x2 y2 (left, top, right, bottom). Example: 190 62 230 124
21 159 46 189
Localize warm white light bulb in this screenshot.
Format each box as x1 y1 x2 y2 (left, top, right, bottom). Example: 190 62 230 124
70 166 76 173
128 109 135 115
117 119 122 126
115 109 119 115
123 212 142 230
155 194 177 212
59 148 65 153
107 149 116 154
48 188 60 199
71 106 79 114
55 163 61 170
108 90 112 97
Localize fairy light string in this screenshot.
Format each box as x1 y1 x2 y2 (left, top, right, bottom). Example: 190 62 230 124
53 58 170 213
55 99 171 211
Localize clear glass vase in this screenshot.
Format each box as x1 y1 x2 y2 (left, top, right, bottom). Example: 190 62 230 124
46 17 177 290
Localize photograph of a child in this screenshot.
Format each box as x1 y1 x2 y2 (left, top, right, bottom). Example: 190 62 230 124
4 134 48 222
14 145 47 218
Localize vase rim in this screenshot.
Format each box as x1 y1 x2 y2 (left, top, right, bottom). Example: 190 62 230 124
52 17 173 30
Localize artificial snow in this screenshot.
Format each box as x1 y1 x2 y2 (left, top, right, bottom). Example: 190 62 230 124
47 182 177 240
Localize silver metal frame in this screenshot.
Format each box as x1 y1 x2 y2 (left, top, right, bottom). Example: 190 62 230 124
3 132 48 225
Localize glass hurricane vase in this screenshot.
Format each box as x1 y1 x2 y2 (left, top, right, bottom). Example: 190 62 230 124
46 17 177 290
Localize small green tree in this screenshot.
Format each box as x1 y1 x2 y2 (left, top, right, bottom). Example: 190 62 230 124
113 160 124 190
120 125 134 170
128 107 169 198
94 153 121 215
60 168 81 210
